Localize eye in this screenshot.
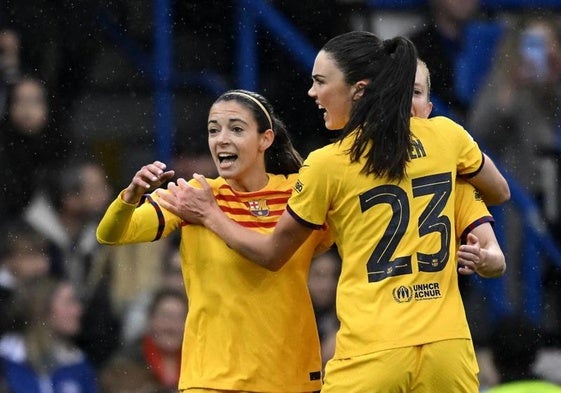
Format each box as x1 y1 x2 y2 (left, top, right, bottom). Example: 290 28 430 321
208 127 219 135
232 126 244 133
312 76 325 86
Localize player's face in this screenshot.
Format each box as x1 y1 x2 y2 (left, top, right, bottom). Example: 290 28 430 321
208 101 272 191
411 62 433 118
308 50 355 130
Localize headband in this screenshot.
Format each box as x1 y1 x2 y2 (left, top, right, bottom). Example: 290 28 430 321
230 91 273 130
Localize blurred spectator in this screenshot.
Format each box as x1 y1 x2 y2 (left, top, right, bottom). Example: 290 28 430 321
308 248 341 367
24 158 111 284
102 287 187 392
120 235 184 346
0 28 21 117
23 159 120 367
487 314 561 392
0 276 98 393
0 220 50 336
5 0 102 138
99 356 163 393
0 75 68 222
469 14 561 227
468 14 561 342
408 0 481 121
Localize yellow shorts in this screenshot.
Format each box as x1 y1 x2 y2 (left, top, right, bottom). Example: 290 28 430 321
322 339 479 393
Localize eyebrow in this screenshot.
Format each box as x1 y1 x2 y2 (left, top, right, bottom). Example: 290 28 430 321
208 118 249 126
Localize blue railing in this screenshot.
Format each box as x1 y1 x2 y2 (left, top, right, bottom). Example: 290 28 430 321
99 0 561 324
96 2 227 163
234 0 317 89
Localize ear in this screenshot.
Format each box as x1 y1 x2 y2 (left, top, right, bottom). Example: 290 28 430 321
424 101 433 118
352 80 369 101
259 128 275 152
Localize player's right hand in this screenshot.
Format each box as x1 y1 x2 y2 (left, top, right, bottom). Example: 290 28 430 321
123 161 175 204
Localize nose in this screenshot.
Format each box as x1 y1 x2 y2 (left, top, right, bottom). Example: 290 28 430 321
215 129 230 144
308 83 316 98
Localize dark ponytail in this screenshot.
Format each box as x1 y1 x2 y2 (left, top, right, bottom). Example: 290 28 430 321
323 32 417 181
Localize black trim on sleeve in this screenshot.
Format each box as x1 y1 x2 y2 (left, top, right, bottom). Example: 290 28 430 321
138 194 148 207
459 152 485 179
460 215 494 245
286 205 323 230
145 194 165 241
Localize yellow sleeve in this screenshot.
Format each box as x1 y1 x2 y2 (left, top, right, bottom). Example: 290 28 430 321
97 190 182 245
454 180 493 244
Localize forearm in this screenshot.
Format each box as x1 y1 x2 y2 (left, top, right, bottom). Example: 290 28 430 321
97 191 161 245
96 191 137 244
471 224 506 278
202 208 299 271
477 243 506 278
468 154 511 206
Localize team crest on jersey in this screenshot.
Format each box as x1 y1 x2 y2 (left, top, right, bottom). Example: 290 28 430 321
248 199 269 217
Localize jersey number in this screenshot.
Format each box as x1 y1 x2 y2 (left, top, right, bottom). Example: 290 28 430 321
359 172 452 283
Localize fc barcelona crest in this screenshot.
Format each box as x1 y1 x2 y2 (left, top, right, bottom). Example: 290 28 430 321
248 199 269 217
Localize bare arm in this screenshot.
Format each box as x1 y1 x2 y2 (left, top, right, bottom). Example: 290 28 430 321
156 175 313 271
457 226 506 278
465 153 510 206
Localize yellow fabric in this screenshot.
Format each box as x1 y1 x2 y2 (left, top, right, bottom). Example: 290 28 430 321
454 179 493 244
322 339 479 393
97 174 331 392
287 116 483 360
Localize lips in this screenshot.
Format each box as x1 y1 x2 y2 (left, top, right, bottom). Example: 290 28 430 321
217 153 237 163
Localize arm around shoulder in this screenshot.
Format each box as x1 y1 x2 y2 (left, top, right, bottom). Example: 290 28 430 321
466 153 510 206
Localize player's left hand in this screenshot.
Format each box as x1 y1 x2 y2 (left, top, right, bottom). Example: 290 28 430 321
156 174 218 225
457 233 488 276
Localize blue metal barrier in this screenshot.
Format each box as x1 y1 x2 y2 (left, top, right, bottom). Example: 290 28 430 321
153 0 174 163
235 0 317 89
96 5 227 162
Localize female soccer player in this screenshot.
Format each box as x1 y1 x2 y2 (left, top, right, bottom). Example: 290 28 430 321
157 31 510 393
97 90 331 393
413 59 506 278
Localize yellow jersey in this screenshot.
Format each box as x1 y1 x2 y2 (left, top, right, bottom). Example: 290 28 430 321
97 174 332 392
287 116 484 359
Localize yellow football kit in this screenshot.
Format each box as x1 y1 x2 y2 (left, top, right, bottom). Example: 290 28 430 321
287 116 486 392
97 174 331 393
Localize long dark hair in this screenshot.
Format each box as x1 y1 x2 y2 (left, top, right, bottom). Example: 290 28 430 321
322 31 417 181
214 89 303 175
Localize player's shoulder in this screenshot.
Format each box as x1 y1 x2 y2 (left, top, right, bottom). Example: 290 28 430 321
305 140 347 165
267 173 299 190
411 116 472 145
411 115 463 130
187 176 225 192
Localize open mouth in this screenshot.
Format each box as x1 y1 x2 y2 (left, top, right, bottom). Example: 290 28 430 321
218 153 238 165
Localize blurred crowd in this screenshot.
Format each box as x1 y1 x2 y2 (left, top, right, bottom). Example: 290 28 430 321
0 0 560 392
